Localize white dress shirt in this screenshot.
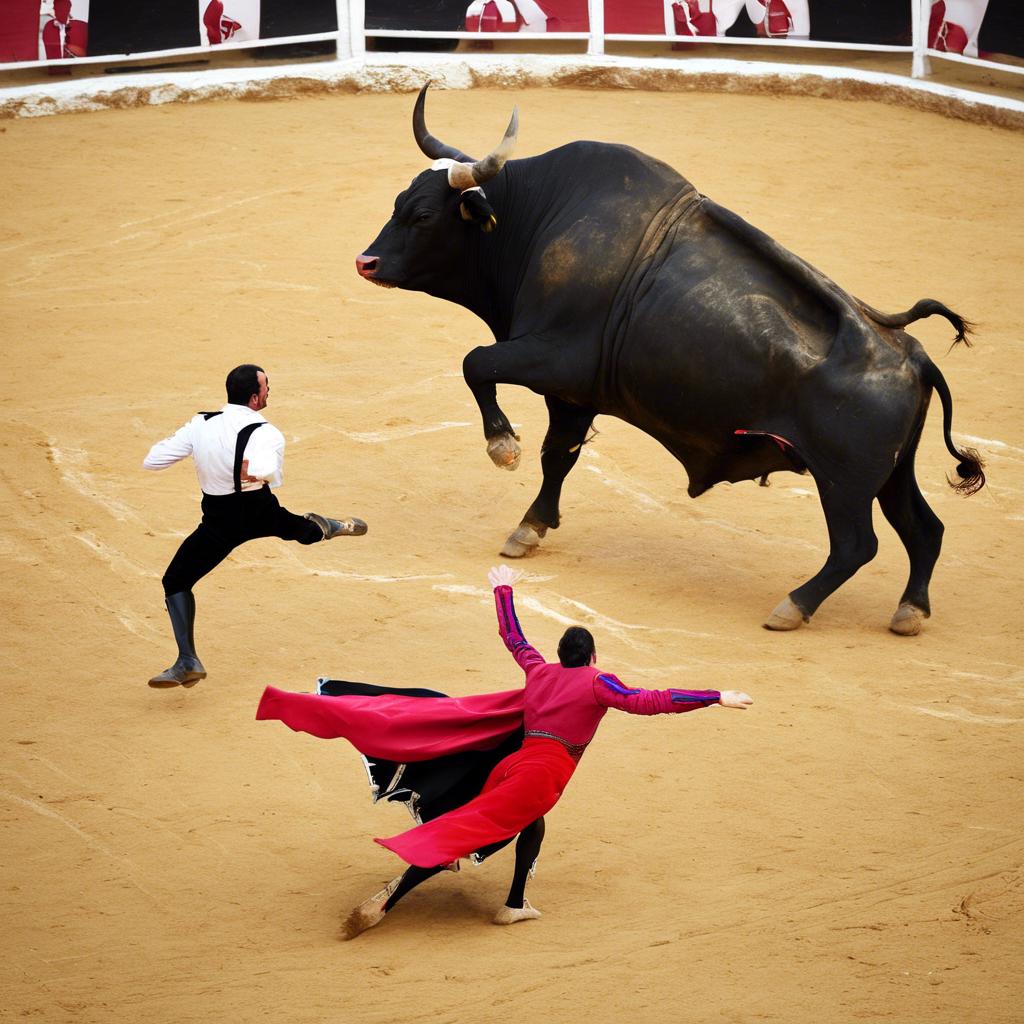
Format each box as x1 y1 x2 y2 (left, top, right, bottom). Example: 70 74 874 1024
143 404 286 495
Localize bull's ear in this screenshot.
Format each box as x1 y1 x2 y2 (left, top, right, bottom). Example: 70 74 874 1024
459 187 498 233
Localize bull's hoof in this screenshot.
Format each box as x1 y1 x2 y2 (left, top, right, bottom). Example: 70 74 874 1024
487 433 521 471
763 597 808 631
501 524 542 558
889 603 926 636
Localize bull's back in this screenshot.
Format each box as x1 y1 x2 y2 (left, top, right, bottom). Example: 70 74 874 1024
512 143 692 338
609 210 832 426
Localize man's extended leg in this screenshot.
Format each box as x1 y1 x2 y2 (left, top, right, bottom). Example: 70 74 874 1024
149 524 233 687
341 864 446 940
258 490 367 543
494 817 545 925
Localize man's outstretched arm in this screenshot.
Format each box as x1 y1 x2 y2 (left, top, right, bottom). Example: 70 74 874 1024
594 673 753 715
143 420 193 470
488 565 545 671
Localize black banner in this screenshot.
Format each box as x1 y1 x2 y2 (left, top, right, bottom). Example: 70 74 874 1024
366 0 466 32
87 0 198 56
260 0 335 39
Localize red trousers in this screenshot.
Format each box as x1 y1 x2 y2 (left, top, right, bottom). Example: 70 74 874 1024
375 738 576 868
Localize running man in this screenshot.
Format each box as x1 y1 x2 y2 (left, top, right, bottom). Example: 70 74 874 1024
144 364 367 688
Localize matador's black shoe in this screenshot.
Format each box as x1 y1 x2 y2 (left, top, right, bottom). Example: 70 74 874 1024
148 591 207 688
305 512 368 540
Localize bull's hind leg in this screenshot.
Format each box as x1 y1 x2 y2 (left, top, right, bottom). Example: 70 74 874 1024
766 483 878 630
876 455 944 636
502 398 596 558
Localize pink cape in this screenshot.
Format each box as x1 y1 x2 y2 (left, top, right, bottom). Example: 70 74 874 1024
255 685 525 761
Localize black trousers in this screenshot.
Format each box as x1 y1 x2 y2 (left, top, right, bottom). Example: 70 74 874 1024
162 486 322 596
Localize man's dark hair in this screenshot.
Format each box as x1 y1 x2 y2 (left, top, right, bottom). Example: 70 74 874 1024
225 364 264 406
557 626 595 668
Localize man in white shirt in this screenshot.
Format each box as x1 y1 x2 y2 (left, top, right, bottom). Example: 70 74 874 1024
143 364 367 688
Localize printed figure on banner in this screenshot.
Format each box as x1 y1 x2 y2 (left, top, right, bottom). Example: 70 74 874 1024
200 0 260 46
671 0 808 39
39 0 89 60
465 0 588 33
928 0 990 57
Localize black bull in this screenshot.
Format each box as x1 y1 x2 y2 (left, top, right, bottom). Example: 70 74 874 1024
356 87 985 635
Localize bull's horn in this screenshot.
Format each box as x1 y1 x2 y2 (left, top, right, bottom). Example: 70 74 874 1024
413 83 518 189
413 83 471 163
446 107 518 190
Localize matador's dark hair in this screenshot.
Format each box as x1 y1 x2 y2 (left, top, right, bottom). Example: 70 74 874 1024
225 364 265 406
558 626 595 668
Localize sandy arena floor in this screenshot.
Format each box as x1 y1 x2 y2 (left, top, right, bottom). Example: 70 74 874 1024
1 85 1022 1023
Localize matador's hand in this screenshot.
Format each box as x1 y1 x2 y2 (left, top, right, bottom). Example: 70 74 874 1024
719 691 753 709
488 565 522 589
239 458 262 484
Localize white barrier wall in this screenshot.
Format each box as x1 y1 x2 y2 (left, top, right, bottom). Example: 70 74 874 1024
1 0 1022 124
2 1 1022 78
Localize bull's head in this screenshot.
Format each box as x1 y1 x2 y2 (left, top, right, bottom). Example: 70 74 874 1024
356 84 518 292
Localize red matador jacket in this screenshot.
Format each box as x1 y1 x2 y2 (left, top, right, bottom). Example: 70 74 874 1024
256 585 721 866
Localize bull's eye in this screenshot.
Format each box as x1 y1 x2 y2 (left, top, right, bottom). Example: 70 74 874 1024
415 211 433 224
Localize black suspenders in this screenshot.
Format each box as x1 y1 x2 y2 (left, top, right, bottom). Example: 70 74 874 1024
233 422 265 494
197 412 265 494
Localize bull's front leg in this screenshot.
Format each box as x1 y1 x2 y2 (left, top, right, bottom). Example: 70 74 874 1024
502 396 596 557
462 342 531 471
462 339 596 558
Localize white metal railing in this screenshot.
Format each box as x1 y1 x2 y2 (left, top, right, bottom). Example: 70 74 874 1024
2 1 1021 85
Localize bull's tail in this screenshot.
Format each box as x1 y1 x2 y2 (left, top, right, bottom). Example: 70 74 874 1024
860 298 973 347
921 358 986 496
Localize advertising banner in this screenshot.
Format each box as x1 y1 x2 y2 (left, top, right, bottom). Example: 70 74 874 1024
1 0 43 61
39 0 89 58
365 0 467 32
0 0 90 61
929 0 1024 61
199 0 259 47
85 2 200 58
463 1 588 33
0 0 336 61
2 0 1022 69
259 0 335 40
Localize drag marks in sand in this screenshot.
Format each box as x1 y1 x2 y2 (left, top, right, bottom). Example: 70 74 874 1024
0 790 158 901
893 659 1024 725
433 581 715 650
579 448 821 551
45 440 142 524
332 420 474 444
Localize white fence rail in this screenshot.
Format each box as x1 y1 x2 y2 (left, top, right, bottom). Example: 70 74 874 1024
2 0 1022 84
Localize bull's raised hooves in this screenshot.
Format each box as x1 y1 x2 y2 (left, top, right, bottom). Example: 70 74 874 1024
486 433 522 471
763 596 807 631
889 603 925 637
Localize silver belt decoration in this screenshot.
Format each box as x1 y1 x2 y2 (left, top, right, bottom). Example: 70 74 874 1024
524 729 588 760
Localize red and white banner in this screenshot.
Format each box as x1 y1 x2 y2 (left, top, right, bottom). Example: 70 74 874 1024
464 0 588 33
461 0 810 38
38 0 89 59
668 0 808 39
199 0 259 47
928 0 986 58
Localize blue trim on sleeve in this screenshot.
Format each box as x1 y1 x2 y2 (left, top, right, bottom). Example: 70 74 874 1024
598 674 641 697
669 691 717 704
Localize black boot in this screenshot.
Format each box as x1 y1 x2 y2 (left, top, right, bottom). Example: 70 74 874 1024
304 512 368 539
148 591 207 688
